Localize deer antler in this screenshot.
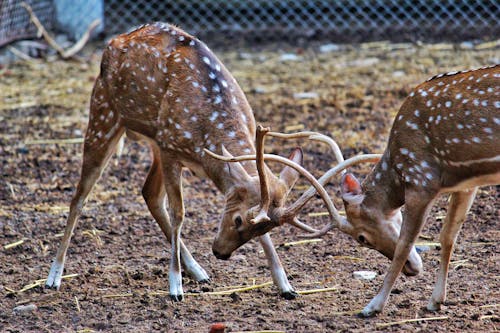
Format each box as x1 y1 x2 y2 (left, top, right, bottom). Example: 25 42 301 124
203 149 343 231
267 131 345 167
290 153 382 237
251 125 272 224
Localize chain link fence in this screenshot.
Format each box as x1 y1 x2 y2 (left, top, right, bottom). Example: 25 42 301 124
0 0 54 47
1 0 499 48
104 0 499 43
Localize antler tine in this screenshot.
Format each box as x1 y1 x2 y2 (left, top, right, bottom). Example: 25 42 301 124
290 153 382 238
289 217 321 233
252 125 271 224
267 131 345 166
203 149 343 231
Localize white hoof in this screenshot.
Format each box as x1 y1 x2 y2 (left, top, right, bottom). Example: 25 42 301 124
426 299 442 312
45 260 64 289
184 261 210 282
169 270 184 302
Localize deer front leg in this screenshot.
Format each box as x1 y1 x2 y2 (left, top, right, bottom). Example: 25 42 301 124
360 189 434 317
47 115 124 289
161 162 186 301
427 188 477 311
143 148 209 282
259 233 298 300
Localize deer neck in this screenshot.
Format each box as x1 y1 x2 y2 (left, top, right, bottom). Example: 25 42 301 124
203 145 259 194
361 152 405 212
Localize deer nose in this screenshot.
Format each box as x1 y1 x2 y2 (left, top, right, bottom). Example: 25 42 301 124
213 249 231 260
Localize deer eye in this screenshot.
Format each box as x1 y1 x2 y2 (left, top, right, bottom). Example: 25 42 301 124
234 216 243 228
358 235 368 245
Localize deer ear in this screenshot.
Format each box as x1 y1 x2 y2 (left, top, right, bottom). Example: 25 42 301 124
279 147 303 189
341 173 364 205
222 145 250 181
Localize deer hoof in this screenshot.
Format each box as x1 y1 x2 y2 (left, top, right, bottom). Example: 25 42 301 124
170 294 184 302
281 290 299 300
426 300 441 312
357 307 380 318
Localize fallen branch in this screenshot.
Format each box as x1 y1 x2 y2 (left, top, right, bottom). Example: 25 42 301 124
21 1 100 59
375 316 449 328
7 46 35 61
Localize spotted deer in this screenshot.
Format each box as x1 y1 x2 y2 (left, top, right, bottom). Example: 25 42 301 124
45 23 340 301
322 65 499 316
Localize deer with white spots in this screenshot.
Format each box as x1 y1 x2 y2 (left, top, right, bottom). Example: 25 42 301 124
314 65 499 316
45 23 342 301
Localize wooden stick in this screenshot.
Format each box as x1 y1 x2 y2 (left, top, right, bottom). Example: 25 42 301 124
7 46 35 61
375 316 449 328
21 2 100 59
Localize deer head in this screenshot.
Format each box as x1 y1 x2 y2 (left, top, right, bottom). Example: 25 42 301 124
339 172 423 276
208 126 349 259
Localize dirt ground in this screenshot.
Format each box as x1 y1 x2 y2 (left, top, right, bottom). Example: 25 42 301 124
0 39 499 332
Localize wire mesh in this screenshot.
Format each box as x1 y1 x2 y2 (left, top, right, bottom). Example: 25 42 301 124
0 0 54 47
104 0 500 42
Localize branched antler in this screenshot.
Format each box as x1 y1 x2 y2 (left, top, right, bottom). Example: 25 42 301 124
252 125 272 224
204 149 341 233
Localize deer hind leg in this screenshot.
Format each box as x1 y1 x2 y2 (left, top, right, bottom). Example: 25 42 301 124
46 93 124 289
427 188 477 311
158 159 187 301
142 146 209 283
259 233 298 299
360 188 435 317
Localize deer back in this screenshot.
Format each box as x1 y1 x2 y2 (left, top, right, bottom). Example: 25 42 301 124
93 23 256 170
386 65 499 191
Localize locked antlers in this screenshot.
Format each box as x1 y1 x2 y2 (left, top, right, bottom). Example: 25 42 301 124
205 125 380 235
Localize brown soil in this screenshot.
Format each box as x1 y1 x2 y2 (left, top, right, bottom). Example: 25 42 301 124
0 41 498 332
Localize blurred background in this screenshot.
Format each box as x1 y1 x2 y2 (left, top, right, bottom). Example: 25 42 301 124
1 0 499 51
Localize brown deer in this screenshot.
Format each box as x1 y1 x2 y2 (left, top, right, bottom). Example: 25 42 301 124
45 23 339 301
327 65 499 316
212 65 499 316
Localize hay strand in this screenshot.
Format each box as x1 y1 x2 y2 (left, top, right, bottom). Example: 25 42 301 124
74 296 81 312
296 286 337 295
4 239 26 250
25 138 84 145
375 316 449 328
